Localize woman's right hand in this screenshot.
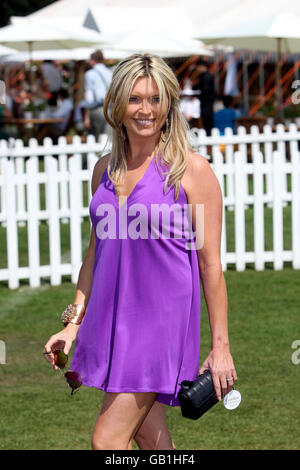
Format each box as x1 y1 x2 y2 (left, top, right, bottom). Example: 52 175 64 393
43 323 80 370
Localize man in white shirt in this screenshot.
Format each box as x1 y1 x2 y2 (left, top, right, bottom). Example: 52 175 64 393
75 50 112 140
179 88 201 128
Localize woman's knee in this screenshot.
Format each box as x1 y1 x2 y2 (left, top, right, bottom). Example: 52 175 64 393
134 432 176 450
92 423 130 450
91 433 129 450
133 401 175 450
91 391 157 450
134 431 153 450
134 428 175 450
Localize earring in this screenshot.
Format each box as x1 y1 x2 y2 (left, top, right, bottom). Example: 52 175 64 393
165 118 170 133
161 117 170 142
118 124 126 140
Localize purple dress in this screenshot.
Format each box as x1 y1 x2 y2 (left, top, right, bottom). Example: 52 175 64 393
70 153 201 406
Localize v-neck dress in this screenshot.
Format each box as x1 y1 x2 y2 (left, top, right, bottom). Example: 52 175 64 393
70 153 201 406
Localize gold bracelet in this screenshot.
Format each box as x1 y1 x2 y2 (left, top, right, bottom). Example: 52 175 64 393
61 304 85 327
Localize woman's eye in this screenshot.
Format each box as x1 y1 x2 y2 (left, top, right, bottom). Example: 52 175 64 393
128 96 160 103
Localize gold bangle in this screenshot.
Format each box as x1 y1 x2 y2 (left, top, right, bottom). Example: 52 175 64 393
61 304 85 327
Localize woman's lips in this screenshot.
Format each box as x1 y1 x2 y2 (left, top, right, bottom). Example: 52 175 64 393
133 118 156 126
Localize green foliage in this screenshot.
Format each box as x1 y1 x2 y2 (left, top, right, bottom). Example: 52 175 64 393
256 102 300 120
259 102 277 117
283 104 300 119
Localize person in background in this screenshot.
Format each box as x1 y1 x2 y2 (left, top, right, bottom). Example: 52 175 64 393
75 50 112 141
0 102 13 140
61 64 72 90
191 59 215 136
41 60 62 106
40 88 73 142
232 94 244 118
9 80 31 118
179 88 201 128
31 67 50 104
213 95 239 135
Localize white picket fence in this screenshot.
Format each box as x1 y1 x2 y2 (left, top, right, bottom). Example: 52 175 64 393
0 125 300 289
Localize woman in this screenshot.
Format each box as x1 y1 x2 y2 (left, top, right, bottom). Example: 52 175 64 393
44 53 237 450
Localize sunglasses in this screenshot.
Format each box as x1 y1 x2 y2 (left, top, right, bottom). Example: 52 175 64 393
52 350 82 396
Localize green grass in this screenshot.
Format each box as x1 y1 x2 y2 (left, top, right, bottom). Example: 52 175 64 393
0 268 300 450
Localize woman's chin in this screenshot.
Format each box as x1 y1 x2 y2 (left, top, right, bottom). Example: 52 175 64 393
128 127 159 139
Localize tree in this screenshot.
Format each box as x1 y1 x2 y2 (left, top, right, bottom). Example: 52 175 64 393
0 0 57 28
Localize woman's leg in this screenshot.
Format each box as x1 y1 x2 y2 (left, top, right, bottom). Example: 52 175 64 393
91 391 157 450
133 401 176 450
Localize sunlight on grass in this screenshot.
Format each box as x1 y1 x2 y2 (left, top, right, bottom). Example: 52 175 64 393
0 269 300 450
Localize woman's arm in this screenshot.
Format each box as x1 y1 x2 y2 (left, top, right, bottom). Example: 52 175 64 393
63 225 96 340
44 154 110 367
64 154 110 335
185 153 237 400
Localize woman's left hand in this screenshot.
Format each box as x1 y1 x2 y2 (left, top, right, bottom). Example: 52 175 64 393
199 346 237 401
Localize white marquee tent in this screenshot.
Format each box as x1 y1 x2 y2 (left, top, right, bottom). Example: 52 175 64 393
10 0 300 41
6 2 213 60
0 45 17 57
0 21 105 53
104 27 213 58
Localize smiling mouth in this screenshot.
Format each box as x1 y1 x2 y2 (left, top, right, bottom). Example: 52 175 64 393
133 118 156 126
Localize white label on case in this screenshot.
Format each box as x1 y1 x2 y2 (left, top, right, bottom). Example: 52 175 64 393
223 389 242 410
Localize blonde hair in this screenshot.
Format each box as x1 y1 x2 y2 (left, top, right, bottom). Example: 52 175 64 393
103 53 192 201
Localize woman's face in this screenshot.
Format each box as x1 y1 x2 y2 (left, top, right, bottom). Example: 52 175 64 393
122 76 168 140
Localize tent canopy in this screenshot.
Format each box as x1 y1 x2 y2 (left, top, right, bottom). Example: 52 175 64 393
196 13 300 53
105 27 213 57
10 0 300 36
0 21 106 51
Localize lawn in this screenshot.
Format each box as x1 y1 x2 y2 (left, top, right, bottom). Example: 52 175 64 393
0 267 300 450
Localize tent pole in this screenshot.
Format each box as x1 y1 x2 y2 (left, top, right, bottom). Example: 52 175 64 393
276 37 283 120
28 41 33 90
259 53 265 98
242 52 249 114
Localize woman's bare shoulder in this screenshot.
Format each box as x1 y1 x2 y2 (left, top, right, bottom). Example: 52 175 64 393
182 151 211 185
91 153 111 195
186 151 210 173
182 151 220 201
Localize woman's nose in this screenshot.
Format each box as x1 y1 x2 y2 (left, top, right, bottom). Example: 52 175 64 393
140 99 151 113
